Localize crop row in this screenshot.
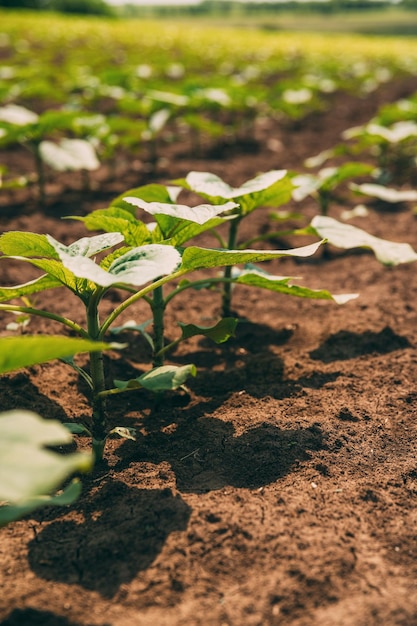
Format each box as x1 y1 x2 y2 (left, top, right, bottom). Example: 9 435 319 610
2 11 417 528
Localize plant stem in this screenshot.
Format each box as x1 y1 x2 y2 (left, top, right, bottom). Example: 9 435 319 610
151 284 165 367
32 143 46 208
99 269 187 338
86 290 107 461
222 216 241 318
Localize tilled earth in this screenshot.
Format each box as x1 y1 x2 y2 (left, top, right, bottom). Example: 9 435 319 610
1 76 417 626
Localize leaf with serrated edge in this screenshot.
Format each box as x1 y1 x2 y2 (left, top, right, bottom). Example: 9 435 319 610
46 232 124 258
0 274 61 302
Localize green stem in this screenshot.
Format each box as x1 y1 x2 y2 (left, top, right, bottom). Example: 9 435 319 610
164 276 235 306
32 143 46 208
99 269 187 338
86 289 107 461
222 216 242 318
151 284 166 367
0 304 89 337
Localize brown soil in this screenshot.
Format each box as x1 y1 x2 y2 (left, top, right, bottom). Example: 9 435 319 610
2 76 417 626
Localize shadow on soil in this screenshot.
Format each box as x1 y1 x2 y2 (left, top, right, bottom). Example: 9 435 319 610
115 419 326 493
1 608 106 626
309 325 411 363
28 481 191 598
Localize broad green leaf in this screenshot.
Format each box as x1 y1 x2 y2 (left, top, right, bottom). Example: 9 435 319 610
5 256 93 295
233 268 357 304
70 208 152 247
57 244 182 288
150 214 235 246
180 240 323 271
0 479 82 527
123 197 238 225
0 335 122 375
0 410 92 503
176 170 293 214
111 183 177 213
0 274 61 303
114 363 197 392
0 231 57 258
46 232 124 258
350 183 417 203
310 216 417 266
178 318 238 343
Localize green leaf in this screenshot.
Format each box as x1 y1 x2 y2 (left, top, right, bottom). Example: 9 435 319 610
111 183 177 213
70 208 152 247
233 268 358 304
0 231 57 258
3 256 93 296
0 274 62 303
123 197 238 225
0 335 122 375
178 318 238 343
63 423 91 435
180 240 323 271
310 216 417 266
176 170 293 214
0 410 92 503
0 479 82 527
46 232 124 258
114 363 197 392
56 244 182 288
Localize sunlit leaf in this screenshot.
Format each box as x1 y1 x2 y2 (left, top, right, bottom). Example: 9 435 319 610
350 183 417 203
233 267 358 304
114 363 196 392
178 317 238 343
123 197 238 225
0 335 123 374
57 244 182 287
310 216 417 265
181 240 323 271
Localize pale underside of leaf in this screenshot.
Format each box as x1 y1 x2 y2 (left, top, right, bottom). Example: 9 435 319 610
311 216 417 266
123 197 238 225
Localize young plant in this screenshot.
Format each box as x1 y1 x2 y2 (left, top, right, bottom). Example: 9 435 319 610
0 105 100 203
74 182 356 367
291 162 375 217
0 227 336 459
171 170 295 316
